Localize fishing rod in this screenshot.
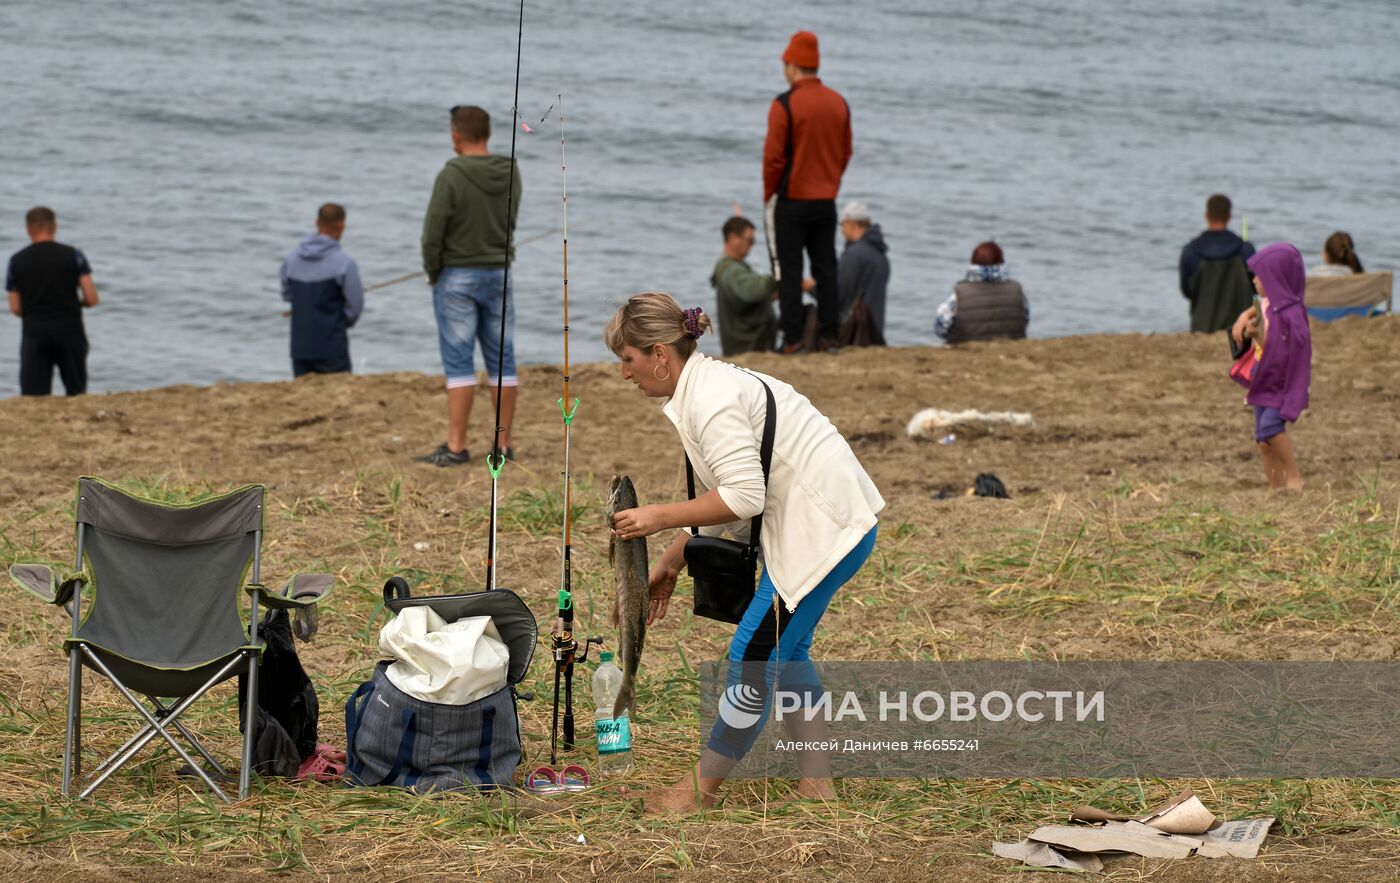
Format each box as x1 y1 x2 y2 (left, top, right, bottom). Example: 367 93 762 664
278 228 560 317
548 93 599 764
363 229 562 293
484 0 526 593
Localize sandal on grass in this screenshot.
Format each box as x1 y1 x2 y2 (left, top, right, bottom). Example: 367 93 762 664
525 764 591 794
297 743 347 783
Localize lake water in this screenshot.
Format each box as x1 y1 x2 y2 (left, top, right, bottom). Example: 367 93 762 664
2 0 1398 396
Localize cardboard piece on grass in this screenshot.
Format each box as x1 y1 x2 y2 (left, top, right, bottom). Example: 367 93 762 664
1196 818 1275 859
1135 790 1219 834
1069 788 1217 835
1027 822 1200 859
992 840 1104 872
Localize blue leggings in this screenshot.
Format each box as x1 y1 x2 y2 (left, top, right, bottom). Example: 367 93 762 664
707 524 877 759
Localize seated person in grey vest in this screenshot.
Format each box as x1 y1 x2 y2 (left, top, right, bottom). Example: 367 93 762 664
934 240 1028 343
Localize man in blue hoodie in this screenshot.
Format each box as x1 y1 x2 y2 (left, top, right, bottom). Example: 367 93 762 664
281 203 364 377
1179 193 1255 333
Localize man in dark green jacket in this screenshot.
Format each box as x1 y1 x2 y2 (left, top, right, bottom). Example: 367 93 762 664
418 105 523 467
711 216 778 356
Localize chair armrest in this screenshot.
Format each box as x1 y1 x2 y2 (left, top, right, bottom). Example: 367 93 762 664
245 573 334 609
10 563 85 605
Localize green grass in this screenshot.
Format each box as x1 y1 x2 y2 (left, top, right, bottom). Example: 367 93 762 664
1 476 1397 876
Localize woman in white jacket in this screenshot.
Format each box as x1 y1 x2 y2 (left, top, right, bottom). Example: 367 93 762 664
606 292 884 813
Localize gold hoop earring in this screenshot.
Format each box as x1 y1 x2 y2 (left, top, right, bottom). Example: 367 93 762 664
653 362 671 382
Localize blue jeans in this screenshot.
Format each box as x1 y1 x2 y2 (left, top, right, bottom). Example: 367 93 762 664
432 267 516 388
707 524 878 759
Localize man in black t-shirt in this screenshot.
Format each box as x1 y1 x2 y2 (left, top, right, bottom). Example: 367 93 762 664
6 206 100 395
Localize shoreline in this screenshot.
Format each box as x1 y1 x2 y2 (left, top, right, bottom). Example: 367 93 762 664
0 322 1274 403
1 316 1394 512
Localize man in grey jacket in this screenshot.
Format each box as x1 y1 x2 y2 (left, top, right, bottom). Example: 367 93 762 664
807 201 889 345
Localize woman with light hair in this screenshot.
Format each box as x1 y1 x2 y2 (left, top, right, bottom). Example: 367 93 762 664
604 291 884 813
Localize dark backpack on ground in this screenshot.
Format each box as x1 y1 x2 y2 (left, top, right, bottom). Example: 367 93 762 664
238 609 319 777
344 579 537 793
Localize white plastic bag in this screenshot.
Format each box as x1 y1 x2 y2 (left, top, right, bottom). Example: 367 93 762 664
378 606 510 705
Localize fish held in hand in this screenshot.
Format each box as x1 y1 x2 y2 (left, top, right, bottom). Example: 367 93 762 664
606 474 649 719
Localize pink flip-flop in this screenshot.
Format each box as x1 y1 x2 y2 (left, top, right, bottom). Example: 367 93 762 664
297 743 347 783
525 764 590 794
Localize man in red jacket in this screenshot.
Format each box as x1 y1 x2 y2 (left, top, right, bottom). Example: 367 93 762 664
763 30 852 354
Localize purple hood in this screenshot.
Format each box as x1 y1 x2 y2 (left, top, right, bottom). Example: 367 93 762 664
1246 243 1311 421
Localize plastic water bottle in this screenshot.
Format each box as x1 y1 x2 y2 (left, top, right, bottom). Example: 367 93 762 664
592 651 633 773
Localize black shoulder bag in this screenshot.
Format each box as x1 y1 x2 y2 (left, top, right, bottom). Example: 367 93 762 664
684 374 777 624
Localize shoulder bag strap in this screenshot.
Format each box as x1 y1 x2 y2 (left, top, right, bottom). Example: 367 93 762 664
683 371 777 547
747 377 777 553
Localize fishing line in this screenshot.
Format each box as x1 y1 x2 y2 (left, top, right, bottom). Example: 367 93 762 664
485 0 526 592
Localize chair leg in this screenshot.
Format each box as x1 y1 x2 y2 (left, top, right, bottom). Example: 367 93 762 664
149 697 229 778
61 648 82 797
95 720 158 775
239 649 259 800
173 719 230 779
76 647 238 802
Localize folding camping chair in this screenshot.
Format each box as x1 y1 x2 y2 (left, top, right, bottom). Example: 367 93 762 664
8 477 333 801
1305 271 1393 322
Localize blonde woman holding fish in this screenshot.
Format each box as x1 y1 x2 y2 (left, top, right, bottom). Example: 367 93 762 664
604 291 884 814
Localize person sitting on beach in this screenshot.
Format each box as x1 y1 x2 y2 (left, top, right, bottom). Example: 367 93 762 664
933 241 1028 344
280 203 364 378
832 201 889 346
1229 243 1310 491
711 216 778 356
6 206 99 396
1179 193 1256 333
1308 231 1364 277
418 104 523 467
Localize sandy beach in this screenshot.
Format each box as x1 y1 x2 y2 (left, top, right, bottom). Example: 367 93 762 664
1 317 1398 880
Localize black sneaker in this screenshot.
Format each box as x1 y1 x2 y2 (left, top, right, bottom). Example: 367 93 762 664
417 444 470 467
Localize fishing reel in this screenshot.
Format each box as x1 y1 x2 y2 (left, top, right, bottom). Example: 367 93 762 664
552 630 602 666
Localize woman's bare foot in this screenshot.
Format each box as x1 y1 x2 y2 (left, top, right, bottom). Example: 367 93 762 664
620 779 718 816
793 777 836 800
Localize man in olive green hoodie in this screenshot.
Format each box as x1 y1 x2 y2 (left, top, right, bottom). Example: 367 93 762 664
418 105 523 467
711 216 778 356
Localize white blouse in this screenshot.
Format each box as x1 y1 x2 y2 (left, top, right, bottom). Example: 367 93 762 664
662 353 885 610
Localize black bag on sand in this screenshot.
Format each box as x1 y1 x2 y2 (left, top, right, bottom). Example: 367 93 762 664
344 578 536 793
236 609 319 777
838 298 886 348
685 373 776 624
973 473 1010 499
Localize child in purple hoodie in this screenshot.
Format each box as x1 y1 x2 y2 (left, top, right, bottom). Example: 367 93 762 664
1230 243 1311 490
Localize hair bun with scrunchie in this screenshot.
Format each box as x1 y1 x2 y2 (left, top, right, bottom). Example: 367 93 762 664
682 307 705 340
